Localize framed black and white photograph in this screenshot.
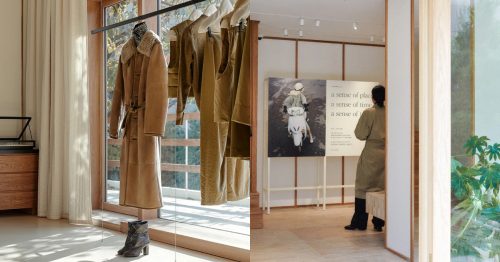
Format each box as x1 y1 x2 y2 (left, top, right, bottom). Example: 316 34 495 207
267 77 326 157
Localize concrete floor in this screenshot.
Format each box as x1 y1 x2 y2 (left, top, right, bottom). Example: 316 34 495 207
0 213 232 262
251 205 405 262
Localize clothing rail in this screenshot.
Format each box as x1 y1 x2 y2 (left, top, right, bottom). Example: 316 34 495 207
91 0 208 34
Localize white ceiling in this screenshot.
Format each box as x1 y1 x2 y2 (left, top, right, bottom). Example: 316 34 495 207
250 0 386 44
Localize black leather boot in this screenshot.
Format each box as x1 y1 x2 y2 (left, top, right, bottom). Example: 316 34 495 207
372 216 385 232
117 220 142 255
122 221 150 257
345 198 368 230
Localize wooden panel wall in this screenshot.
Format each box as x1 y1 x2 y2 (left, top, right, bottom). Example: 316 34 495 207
250 20 263 229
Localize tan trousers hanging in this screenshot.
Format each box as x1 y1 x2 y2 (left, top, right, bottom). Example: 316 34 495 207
225 157 250 201
199 34 230 205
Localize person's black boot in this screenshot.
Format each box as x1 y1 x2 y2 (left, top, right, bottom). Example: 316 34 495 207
122 221 150 257
345 198 368 230
372 217 385 232
344 224 357 230
117 220 142 255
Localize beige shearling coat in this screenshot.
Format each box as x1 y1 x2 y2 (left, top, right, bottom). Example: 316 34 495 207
354 105 385 199
109 30 168 209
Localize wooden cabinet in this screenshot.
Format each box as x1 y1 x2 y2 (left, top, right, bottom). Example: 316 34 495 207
0 152 39 212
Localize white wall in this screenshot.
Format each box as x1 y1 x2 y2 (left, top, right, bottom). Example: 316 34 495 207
387 0 412 258
0 1 23 137
258 39 296 207
257 39 385 207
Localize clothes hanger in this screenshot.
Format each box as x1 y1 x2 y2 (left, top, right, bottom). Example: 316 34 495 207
134 21 147 29
168 10 200 41
229 0 249 27
198 0 233 34
189 9 203 21
203 3 217 16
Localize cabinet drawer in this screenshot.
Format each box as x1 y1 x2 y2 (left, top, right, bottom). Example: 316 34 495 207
0 191 37 210
0 173 37 192
0 154 38 173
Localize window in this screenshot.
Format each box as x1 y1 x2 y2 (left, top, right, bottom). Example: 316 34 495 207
103 0 249 236
104 0 138 204
451 1 500 260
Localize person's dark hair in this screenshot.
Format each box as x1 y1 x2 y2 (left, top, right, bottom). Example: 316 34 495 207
372 85 385 107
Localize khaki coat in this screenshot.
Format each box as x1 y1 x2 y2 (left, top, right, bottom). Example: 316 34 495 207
177 15 209 124
354 105 386 199
109 30 168 209
168 20 191 98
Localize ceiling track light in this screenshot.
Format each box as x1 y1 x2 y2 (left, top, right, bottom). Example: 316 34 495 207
299 17 305 26
299 30 304 37
283 28 288 36
315 20 321 27
353 22 359 31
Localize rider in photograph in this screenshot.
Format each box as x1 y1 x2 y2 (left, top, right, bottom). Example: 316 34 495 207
283 82 309 119
282 82 314 145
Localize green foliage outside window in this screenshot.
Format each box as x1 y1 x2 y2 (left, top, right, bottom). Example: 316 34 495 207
188 173 201 190
451 136 500 259
162 171 186 188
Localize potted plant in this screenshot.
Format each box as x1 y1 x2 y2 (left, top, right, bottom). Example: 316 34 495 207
451 135 500 260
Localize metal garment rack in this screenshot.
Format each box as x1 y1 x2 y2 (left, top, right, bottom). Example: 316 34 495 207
91 0 208 34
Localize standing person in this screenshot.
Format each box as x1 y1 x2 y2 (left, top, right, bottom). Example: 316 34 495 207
345 85 386 232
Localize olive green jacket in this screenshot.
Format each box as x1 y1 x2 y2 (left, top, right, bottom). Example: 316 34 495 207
354 105 386 199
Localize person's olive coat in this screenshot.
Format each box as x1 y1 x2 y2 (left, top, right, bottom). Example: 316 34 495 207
354 105 386 199
109 30 168 209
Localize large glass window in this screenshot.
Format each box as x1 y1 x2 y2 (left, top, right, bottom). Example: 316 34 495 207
451 1 500 260
158 0 249 236
104 0 249 236
105 0 138 204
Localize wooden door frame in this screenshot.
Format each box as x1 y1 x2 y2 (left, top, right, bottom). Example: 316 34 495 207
418 0 451 261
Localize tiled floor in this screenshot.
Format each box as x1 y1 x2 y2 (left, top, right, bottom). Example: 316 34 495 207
251 205 406 262
0 213 233 262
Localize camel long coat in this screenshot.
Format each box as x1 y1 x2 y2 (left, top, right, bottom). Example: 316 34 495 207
354 105 385 199
109 30 168 209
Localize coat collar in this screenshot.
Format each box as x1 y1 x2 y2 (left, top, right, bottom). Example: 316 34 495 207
121 30 161 64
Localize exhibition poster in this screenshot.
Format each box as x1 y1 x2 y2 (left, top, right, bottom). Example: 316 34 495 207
267 77 378 157
326 80 378 156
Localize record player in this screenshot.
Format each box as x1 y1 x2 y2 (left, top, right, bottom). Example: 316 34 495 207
0 116 36 152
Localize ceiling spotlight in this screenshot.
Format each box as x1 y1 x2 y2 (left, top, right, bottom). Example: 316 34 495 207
284 29 288 36
315 20 321 27
370 35 374 42
300 17 305 26
299 30 304 37
353 22 359 31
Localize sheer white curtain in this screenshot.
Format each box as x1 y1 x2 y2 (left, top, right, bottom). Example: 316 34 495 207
23 0 92 224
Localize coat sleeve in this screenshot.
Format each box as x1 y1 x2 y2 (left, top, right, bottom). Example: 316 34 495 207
176 32 193 125
109 59 124 139
144 43 169 136
354 110 372 141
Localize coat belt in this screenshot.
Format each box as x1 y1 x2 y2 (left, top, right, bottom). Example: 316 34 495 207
121 104 144 130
